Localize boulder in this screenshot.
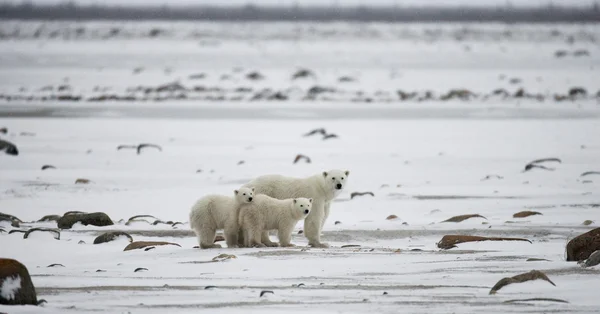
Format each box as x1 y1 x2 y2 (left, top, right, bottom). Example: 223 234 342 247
123 241 181 251
57 212 114 229
0 258 38 305
93 231 133 244
566 227 600 261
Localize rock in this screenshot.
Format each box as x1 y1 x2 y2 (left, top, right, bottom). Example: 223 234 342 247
513 211 542 218
569 87 587 98
75 178 91 184
23 228 60 240
123 241 181 251
566 227 600 262
573 49 590 57
554 50 568 58
582 250 600 268
440 89 475 101
0 213 21 227
386 215 398 220
93 231 133 244
57 212 114 229
246 71 264 81
0 258 38 305
37 215 61 222
0 139 19 156
41 165 56 170
291 69 315 80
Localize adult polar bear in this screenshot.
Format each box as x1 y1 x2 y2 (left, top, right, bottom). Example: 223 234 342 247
242 169 349 248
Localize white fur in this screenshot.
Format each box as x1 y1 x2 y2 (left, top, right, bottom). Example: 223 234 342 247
242 169 349 248
189 187 254 249
238 195 311 247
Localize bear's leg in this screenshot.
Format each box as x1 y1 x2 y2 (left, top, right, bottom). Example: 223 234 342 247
304 203 329 248
249 229 266 248
261 231 279 247
199 226 222 249
224 222 239 248
278 223 296 247
237 229 245 247
322 202 331 232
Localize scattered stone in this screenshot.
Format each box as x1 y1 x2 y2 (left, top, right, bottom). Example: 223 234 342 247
569 87 587 97
513 211 542 218
580 171 600 177
555 50 568 58
0 127 7 134
134 268 148 272
246 71 264 81
489 270 555 295
334 221 341 225
41 165 56 170
47 264 64 268
566 227 600 262
78 240 86 244
93 231 133 244
504 298 568 304
74 178 91 184
386 215 398 220
260 290 274 297
212 254 236 262
37 215 61 222
582 220 594 226
338 76 355 83
441 214 487 223
437 235 531 250
509 78 522 84
0 213 21 227
440 89 475 101
96 269 106 273
581 250 600 268
57 212 114 229
0 258 38 305
341 245 360 248
0 139 19 156
23 228 60 240
350 192 374 199
188 73 206 80
214 235 225 243
526 258 550 262
573 49 590 57
123 241 181 251
293 154 311 164
291 68 315 80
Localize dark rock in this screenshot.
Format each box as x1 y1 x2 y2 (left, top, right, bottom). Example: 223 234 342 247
155 82 186 93
38 215 61 222
23 228 60 240
566 227 600 262
268 92 288 101
292 69 315 80
338 76 355 83
0 258 38 305
397 90 417 101
554 50 568 58
57 212 114 229
41 165 56 170
307 85 334 96
123 241 181 251
569 87 587 97
0 139 19 156
509 78 522 85
246 71 264 81
0 213 21 227
440 89 475 101
0 127 7 134
573 49 590 57
93 231 133 244
514 88 526 98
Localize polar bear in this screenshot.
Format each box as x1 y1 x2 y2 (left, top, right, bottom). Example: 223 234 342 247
189 187 254 249
238 195 311 248
242 169 349 248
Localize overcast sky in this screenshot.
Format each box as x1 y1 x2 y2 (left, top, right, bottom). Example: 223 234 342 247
4 0 597 7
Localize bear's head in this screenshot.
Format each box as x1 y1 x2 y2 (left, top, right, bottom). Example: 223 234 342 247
322 169 350 194
292 198 312 220
234 187 254 203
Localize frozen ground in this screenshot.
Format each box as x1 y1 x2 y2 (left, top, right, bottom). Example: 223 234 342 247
1 20 600 313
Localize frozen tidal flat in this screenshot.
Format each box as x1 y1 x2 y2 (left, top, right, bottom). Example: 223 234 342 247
1 20 600 313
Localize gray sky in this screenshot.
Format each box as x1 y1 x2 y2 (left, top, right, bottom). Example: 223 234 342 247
6 0 597 7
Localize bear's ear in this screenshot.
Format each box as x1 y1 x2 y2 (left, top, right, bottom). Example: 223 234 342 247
234 190 239 195
293 199 297 204
309 198 313 203
345 170 350 176
322 171 328 177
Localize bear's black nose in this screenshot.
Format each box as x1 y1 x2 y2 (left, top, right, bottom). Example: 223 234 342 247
336 183 342 189
248 197 253 201
304 209 309 214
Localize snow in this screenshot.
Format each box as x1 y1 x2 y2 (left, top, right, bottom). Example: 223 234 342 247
0 275 22 301
1 20 600 314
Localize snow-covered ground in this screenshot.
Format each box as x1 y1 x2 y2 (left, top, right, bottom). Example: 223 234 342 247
1 20 600 313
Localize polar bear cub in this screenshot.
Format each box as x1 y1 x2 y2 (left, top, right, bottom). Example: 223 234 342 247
238 195 312 248
189 187 254 249
242 169 349 248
